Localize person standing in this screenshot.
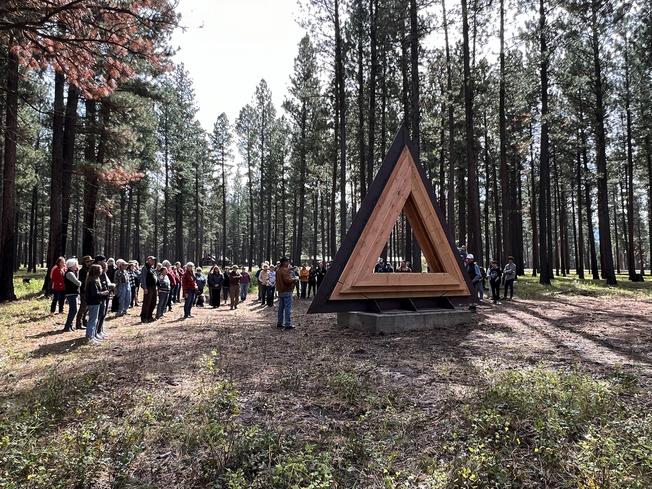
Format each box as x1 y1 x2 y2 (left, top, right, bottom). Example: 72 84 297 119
50 257 67 314
85 264 108 344
161 261 176 312
195 267 207 307
63 258 81 332
208 266 223 308
465 254 483 303
299 265 309 299
182 262 198 319
258 264 270 305
240 267 250 301
114 259 131 316
316 262 327 291
156 265 171 319
307 266 317 298
228 266 242 310
503 256 517 300
131 261 141 307
488 260 502 304
266 265 277 306
221 268 230 305
140 256 158 323
96 258 113 340
76 255 93 330
276 257 298 330
256 262 268 302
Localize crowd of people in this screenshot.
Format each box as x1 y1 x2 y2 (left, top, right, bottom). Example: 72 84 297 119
48 246 515 344
49 255 334 344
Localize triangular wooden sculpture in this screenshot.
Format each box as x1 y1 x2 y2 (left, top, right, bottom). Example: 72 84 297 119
308 127 472 314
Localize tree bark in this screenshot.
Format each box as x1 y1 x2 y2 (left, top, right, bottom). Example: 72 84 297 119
591 0 617 285
61 84 79 254
498 0 509 266
624 37 636 280
538 0 552 284
462 0 481 263
46 71 66 289
0 48 18 301
442 0 455 238
335 0 347 242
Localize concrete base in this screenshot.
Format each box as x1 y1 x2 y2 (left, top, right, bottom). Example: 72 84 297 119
337 308 475 335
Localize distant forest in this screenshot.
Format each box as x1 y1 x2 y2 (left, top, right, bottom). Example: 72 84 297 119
0 0 651 300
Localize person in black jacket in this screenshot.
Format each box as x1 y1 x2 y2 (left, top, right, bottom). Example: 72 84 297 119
85 264 109 344
315 262 327 291
208 266 223 308
76 255 93 330
222 270 230 305
488 260 502 304
140 256 158 323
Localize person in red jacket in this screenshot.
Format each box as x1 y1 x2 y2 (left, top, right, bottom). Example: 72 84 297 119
182 262 199 319
50 256 67 314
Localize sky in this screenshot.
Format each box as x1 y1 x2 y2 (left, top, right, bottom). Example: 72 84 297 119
171 0 306 132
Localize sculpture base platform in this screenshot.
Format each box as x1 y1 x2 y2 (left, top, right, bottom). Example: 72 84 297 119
337 308 475 335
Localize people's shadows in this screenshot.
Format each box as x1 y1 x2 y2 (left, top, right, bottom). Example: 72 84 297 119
30 337 88 357
27 329 66 339
513 302 652 367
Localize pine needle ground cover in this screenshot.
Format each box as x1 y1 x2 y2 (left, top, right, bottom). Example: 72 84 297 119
1 273 651 488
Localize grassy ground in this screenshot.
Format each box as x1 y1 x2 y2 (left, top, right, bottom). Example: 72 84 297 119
517 270 652 300
1 270 651 488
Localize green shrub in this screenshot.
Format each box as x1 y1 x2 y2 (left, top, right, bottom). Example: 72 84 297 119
444 368 652 488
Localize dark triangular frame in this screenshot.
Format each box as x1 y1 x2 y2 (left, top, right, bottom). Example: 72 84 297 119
307 126 474 314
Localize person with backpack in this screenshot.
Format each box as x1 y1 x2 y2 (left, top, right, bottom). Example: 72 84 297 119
465 254 484 303
503 256 517 300
488 260 502 304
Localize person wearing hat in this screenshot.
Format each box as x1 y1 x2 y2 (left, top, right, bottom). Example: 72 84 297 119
228 266 242 309
258 263 270 305
276 257 298 329
140 255 158 323
266 265 276 307
465 254 483 303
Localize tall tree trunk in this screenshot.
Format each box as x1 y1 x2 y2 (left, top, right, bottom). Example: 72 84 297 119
46 71 66 289
624 38 636 280
0 48 18 301
591 0 617 285
498 0 509 266
61 84 79 254
538 0 552 284
409 0 422 271
221 153 227 266
462 0 481 262
443 0 456 238
335 0 347 242
356 0 366 200
575 142 585 278
296 108 307 264
367 0 378 192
